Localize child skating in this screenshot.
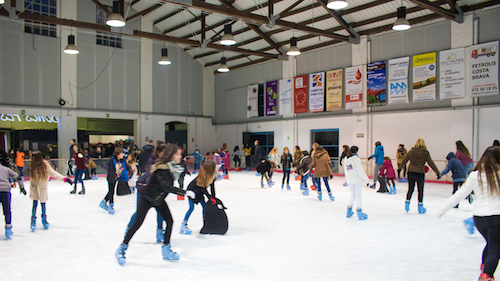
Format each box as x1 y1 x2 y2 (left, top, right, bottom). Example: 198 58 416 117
256 159 273 188
343 146 370 220
281 147 293 190
380 157 397 194
100 147 132 215
296 151 312 195
0 163 26 239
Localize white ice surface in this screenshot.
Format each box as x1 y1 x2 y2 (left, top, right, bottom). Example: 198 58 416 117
1 172 493 281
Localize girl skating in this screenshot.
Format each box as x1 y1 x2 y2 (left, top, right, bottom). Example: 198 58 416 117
0 163 26 239
343 146 370 220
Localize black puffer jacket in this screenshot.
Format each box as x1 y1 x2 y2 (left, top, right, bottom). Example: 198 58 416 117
141 164 185 206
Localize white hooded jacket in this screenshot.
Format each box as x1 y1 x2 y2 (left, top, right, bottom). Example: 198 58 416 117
343 155 369 183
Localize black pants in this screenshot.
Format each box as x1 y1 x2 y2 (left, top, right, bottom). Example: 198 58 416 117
0 192 11 225
234 156 241 167
245 156 251 168
104 181 117 203
397 163 407 179
282 169 290 184
406 172 425 203
474 215 500 277
123 196 173 245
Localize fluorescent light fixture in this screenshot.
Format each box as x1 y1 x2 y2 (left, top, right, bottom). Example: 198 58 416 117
326 0 348 10
392 6 411 31
286 37 301 56
218 57 230 72
63 35 79 54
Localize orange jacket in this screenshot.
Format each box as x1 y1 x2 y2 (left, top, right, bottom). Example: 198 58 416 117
16 152 25 167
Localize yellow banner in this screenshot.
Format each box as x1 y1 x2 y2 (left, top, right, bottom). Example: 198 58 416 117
413 52 436 68
326 69 343 111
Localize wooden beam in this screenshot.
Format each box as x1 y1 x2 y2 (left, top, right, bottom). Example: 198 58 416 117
154 8 185 25
317 0 359 39
278 0 305 18
214 58 274 74
160 0 354 42
409 0 462 22
126 4 162 21
446 0 458 13
0 6 9 17
91 0 111 15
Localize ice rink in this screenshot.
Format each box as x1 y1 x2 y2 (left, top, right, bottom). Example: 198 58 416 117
1 171 491 281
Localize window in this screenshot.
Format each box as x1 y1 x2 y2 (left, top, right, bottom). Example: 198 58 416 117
96 5 122 48
311 129 340 172
24 0 57 38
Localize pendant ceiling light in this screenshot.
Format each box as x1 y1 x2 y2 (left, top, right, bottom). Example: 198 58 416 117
158 48 171 65
0 0 5 4
220 24 236 46
392 6 411 31
106 1 126 27
63 34 79 55
218 57 230 73
326 0 348 10
286 37 301 56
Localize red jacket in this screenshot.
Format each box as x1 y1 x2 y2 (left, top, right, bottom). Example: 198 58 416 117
380 159 396 179
73 152 86 170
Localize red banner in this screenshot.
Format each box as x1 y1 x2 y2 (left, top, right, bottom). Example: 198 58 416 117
294 75 308 113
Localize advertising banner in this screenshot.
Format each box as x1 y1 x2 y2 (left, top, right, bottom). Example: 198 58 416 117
345 66 363 110
413 52 437 102
439 48 466 99
308 72 325 112
470 41 499 97
367 61 386 106
279 78 293 115
265 80 278 116
388 57 409 104
326 69 343 111
294 75 308 113
247 84 259 118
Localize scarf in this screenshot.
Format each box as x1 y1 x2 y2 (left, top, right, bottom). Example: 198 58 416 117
167 160 185 182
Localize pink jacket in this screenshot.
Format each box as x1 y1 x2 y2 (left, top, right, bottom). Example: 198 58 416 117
380 159 396 179
213 153 222 165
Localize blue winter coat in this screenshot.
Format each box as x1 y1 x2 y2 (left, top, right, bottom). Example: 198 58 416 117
191 152 203 163
370 145 385 164
440 152 467 182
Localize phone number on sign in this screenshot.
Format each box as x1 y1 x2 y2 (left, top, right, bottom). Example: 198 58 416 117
472 85 498 92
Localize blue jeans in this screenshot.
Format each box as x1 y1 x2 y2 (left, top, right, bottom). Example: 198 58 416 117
74 169 84 188
18 167 23 177
183 199 206 223
301 174 310 186
314 177 331 193
0 192 12 225
194 162 200 172
127 192 164 229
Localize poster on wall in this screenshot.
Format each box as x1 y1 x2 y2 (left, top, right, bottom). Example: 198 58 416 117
308 72 325 112
367 61 386 106
247 84 259 118
412 52 437 102
345 66 363 110
279 78 293 115
388 57 409 104
326 69 343 111
294 75 308 113
265 80 278 116
439 48 466 99
470 41 499 97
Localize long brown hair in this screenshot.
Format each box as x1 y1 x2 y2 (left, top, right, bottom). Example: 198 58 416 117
196 160 216 187
346 146 358 158
30 151 48 181
154 144 180 166
456 140 471 157
474 146 500 196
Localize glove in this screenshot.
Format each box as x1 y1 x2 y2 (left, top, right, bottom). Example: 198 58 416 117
366 183 370 187
64 177 73 185
20 187 27 195
329 175 333 179
368 157 372 161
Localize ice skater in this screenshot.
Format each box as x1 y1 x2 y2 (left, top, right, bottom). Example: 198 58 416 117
310 146 334 201
296 151 312 195
440 152 467 208
0 162 26 239
281 147 293 190
268 147 280 185
343 146 370 220
256 159 273 188
127 155 138 193
438 146 500 281
115 144 186 265
29 151 73 231
396 144 408 182
213 150 223 180
367 141 384 189
99 148 132 215
70 144 86 195
380 157 397 194
190 149 203 174
180 160 217 235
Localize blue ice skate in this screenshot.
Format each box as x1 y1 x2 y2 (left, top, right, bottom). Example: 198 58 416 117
255 173 261 176
5 224 12 240
317 192 322 201
162 243 180 260
156 228 164 243
217 175 223 181
328 192 335 201
261 181 264 188
418 203 426 214
286 184 291 190
41 215 50 230
343 182 348 187
281 183 284 190
246 167 251 171
400 177 408 183
30 217 36 232
268 180 275 186
346 207 354 218
108 203 115 215
405 200 410 212
115 244 127 266
464 217 475 235
357 210 368 220
302 188 309 195
99 200 108 211
300 183 305 190
180 223 192 235
192 171 197 175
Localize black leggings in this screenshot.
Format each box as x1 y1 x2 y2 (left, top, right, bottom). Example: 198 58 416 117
245 156 251 168
282 169 290 184
123 196 173 245
474 215 500 277
397 163 407 179
104 182 117 203
406 172 425 203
